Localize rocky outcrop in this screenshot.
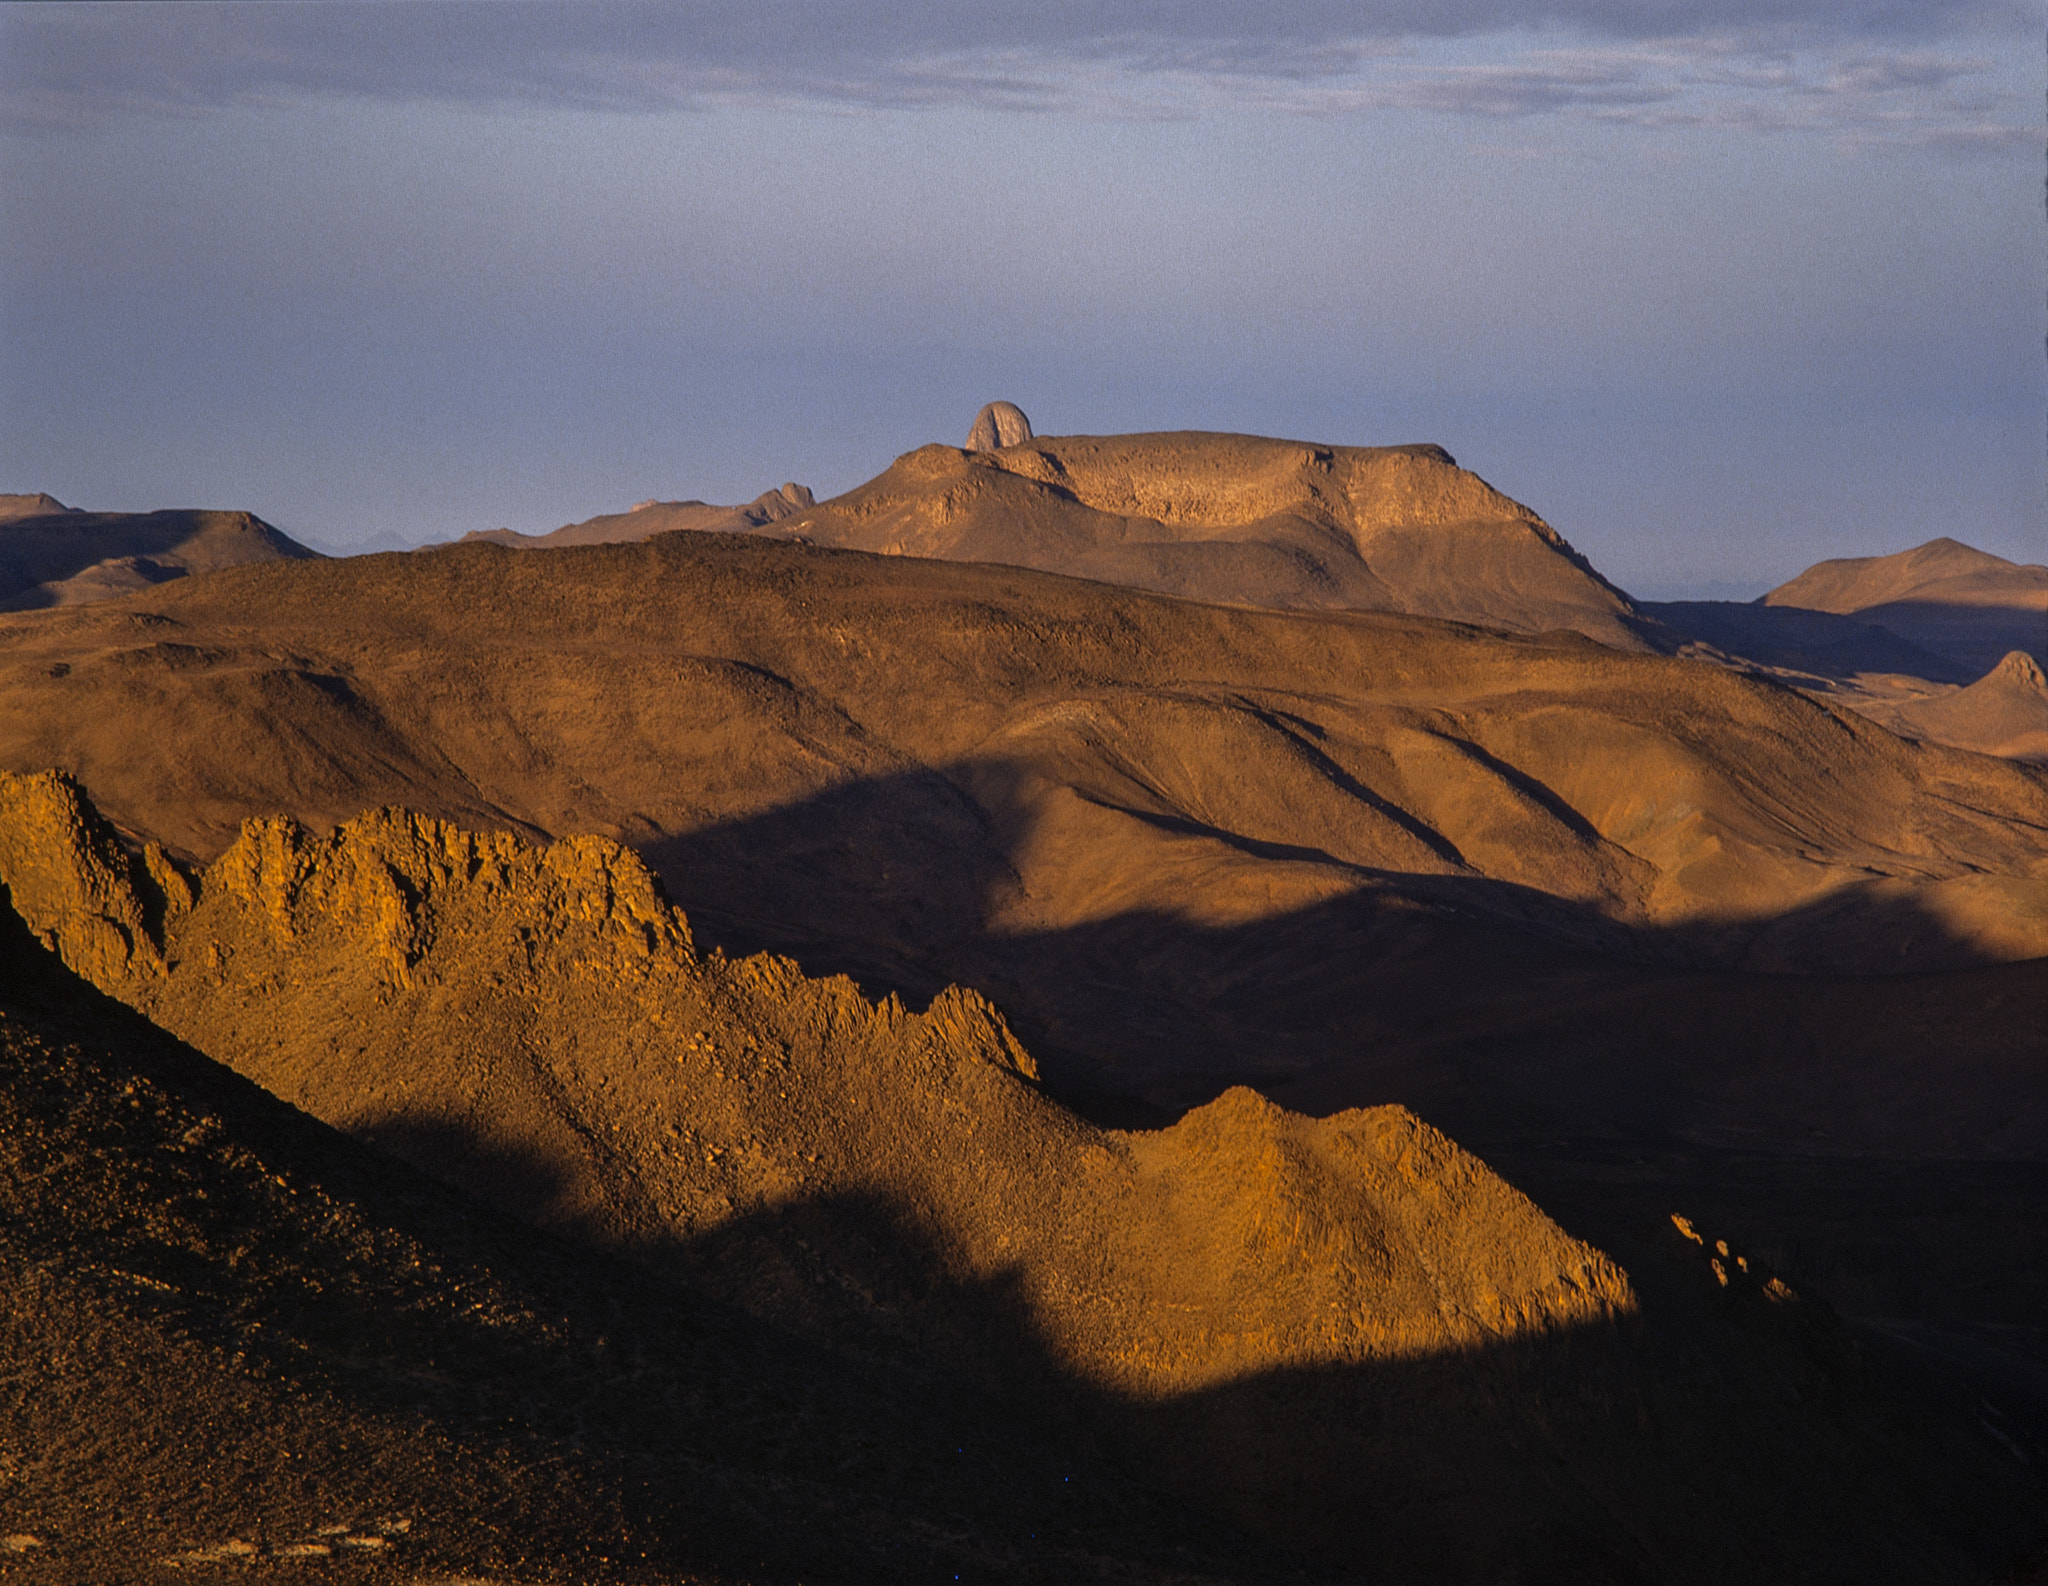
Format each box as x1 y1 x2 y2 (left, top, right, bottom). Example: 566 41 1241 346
0 771 183 983
0 770 1630 1393
965 400 1033 451
7 770 2032 1581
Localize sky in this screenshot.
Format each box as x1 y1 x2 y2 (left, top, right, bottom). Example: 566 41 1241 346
0 1 2041 598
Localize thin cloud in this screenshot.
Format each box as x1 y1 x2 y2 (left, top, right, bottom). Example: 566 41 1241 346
1263 35 2028 151
0 0 2032 149
1811 51 1989 93
1383 57 1680 117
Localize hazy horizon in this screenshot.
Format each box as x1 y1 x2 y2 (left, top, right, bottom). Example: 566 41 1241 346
2 1 2041 599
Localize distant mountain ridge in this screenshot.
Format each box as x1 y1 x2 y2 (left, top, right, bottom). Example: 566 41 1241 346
439 426 1647 647
462 482 814 550
1762 535 2046 676
17 465 2042 765
1637 537 2047 762
756 429 1648 650
0 492 76 523
0 495 319 611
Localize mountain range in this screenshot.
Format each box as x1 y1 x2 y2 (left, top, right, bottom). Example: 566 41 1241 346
3 424 2044 1581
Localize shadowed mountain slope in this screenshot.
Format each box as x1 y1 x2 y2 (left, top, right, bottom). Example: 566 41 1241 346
1763 537 2047 677
0 497 319 612
5 768 2041 1584
1636 599 1974 686
1638 542 2047 764
750 432 1647 648
462 484 815 550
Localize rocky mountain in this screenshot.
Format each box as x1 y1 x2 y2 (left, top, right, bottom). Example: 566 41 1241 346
752 430 1647 648
1762 536 2047 677
461 484 815 551
3 532 2044 1110
4 433 2046 1582
1860 649 2048 763
16 532 2048 991
0 496 320 611
0 847 1261 1584
965 400 1034 451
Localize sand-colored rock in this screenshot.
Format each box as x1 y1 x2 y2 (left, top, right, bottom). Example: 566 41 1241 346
0 899 1249 1583
0 770 1627 1396
7 771 2037 1581
6 431 2047 1580
4 532 2040 966
2 531 2045 1153
0 770 174 982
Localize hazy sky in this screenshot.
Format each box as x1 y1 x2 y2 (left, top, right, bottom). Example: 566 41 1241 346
2 1 2040 596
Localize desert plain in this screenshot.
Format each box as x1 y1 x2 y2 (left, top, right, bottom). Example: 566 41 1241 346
1 413 2044 1584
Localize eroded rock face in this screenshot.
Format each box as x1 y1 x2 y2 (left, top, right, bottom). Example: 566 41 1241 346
0 771 182 983
965 401 1033 451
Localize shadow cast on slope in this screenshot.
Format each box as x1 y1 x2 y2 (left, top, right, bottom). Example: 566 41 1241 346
632 763 2048 1456
1837 599 2047 678
0 906 1225 1584
634 761 2048 1132
1635 601 1976 684
7 915 2042 1584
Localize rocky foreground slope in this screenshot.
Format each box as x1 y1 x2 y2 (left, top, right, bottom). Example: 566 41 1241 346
0 874 1246 1585
3 768 2039 1583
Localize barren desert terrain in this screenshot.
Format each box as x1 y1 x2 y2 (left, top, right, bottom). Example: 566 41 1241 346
2 428 2043 1583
